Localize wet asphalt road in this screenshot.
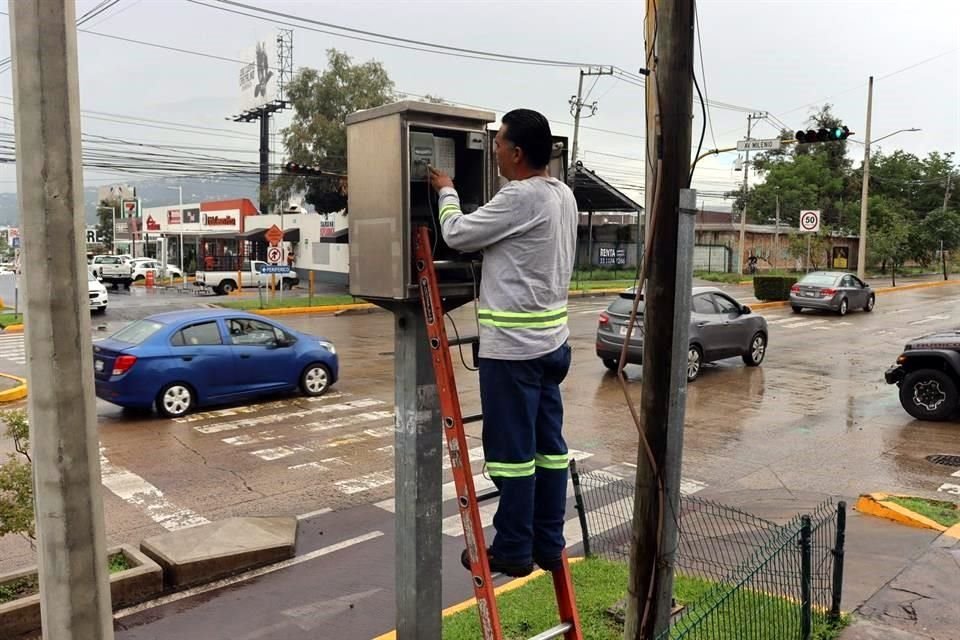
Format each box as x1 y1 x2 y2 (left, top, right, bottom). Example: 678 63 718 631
2 283 960 639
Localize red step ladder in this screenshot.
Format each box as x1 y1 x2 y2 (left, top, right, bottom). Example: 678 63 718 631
414 225 584 640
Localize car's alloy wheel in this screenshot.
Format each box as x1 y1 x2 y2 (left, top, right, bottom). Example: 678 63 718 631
158 384 193 418
838 298 848 316
913 379 947 412
301 364 331 396
602 358 619 372
743 333 767 366
687 346 702 382
899 370 959 421
865 295 875 312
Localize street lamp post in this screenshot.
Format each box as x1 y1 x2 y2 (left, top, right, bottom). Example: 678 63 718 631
167 185 186 288
856 75 921 279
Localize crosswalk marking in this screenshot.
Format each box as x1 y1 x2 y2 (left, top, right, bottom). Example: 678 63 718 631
194 397 381 434
909 314 950 326
0 334 26 364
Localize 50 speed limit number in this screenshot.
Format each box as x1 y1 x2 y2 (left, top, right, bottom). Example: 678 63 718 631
799 210 821 233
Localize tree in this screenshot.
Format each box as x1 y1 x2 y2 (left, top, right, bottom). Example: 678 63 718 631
271 49 395 212
786 230 831 270
0 410 33 543
870 211 911 286
918 208 960 279
95 198 119 251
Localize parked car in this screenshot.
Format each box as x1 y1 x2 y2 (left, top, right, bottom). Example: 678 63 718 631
90 254 134 288
131 259 184 281
596 287 768 381
93 310 338 418
195 260 298 295
87 269 108 313
885 331 960 421
789 271 875 316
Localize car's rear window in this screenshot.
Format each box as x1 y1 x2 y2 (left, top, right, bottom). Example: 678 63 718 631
111 320 163 344
608 297 644 316
800 274 838 286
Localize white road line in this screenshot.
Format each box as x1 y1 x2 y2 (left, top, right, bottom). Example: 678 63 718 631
295 507 332 521
194 398 382 434
778 319 826 329
937 483 960 496
251 445 312 461
909 314 950 326
335 471 394 495
113 531 385 619
952 470 960 478
177 392 349 424
301 410 394 433
99 448 210 531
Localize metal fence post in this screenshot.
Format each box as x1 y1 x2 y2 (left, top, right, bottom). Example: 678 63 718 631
569 459 591 558
800 515 813 640
830 501 847 622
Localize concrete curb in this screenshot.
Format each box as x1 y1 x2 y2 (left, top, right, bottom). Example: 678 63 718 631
855 493 959 538
370 558 584 640
2 323 23 333
0 373 27 403
748 278 960 310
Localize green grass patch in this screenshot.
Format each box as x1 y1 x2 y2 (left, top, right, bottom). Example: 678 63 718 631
0 312 22 327
694 271 748 284
442 558 848 640
887 496 960 528
216 294 359 310
0 553 131 604
570 280 636 292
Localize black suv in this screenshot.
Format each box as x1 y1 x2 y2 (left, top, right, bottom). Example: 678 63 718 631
885 331 960 421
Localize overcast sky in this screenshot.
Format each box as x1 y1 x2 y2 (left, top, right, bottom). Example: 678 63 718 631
0 0 957 209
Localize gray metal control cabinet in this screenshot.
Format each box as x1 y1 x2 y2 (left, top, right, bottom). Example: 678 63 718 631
346 101 495 304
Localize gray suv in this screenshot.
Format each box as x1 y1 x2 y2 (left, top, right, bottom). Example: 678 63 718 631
596 287 769 381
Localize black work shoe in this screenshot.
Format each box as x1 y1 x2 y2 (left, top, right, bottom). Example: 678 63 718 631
534 554 563 572
460 548 533 578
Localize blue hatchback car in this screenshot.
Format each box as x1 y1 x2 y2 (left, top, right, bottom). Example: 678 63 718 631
93 309 339 418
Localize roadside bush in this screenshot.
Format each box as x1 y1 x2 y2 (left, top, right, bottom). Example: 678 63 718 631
754 275 797 301
0 409 33 542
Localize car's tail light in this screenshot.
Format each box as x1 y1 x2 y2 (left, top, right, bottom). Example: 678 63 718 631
599 312 610 327
790 285 800 293
112 355 137 376
821 288 836 297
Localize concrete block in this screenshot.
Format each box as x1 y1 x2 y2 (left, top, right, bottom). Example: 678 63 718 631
140 517 297 590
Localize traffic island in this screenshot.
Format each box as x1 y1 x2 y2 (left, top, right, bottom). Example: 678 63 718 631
0 545 162 638
0 374 26 403
855 492 960 539
140 516 297 590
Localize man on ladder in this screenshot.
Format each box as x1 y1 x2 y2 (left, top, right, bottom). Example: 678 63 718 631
429 109 579 578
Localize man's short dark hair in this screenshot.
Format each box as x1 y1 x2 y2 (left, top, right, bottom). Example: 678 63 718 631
501 109 553 169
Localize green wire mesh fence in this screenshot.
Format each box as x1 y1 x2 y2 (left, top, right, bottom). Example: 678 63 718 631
570 462 846 640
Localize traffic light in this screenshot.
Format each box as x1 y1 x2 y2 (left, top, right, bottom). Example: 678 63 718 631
795 126 853 144
284 162 329 176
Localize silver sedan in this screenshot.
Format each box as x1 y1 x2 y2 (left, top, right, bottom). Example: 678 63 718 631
789 271 875 316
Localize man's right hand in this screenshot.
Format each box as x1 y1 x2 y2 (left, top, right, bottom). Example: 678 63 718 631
428 165 454 192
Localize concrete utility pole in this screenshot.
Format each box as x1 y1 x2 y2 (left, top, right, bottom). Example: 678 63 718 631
8 2 114 639
856 76 874 280
568 65 613 176
736 112 767 275
643 0 658 250
623 1 696 638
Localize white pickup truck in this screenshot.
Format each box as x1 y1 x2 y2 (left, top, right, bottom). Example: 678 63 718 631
195 260 299 295
90 255 134 289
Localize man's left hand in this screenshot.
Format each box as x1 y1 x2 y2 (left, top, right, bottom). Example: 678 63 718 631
428 166 454 192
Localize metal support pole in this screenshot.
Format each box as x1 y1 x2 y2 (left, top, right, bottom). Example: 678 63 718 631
857 76 874 279
800 515 813 640
806 234 812 272
774 194 781 271
259 109 270 215
394 304 442 640
830 501 847 622
569 70 585 173
569 459 591 559
8 1 114 638
736 115 753 275
178 185 185 289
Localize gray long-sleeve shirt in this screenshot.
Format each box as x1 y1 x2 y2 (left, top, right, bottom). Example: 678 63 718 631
438 176 578 360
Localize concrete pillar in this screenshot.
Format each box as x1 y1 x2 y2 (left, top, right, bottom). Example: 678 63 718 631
8 1 114 638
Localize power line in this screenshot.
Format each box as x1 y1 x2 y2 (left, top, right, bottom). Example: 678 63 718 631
694 6 718 150
85 0 143 29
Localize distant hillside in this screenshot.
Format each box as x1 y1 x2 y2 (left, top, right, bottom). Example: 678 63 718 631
0 177 259 226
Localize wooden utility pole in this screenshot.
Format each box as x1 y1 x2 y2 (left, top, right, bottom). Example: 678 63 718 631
623 0 696 638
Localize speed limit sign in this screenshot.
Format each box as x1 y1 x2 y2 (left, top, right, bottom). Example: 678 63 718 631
267 246 282 264
799 210 821 233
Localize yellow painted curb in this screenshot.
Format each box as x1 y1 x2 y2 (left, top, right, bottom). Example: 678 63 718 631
875 279 960 295
371 558 584 640
253 303 377 317
855 493 949 533
943 522 960 541
3 324 24 333
0 373 27 402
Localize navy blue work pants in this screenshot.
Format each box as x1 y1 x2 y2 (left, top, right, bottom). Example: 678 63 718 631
478 342 572 565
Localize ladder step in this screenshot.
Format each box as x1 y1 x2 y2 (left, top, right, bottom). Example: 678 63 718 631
476 488 500 503
449 335 479 347
526 623 573 640
462 413 483 424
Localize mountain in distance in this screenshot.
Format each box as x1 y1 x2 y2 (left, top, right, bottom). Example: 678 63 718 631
0 176 259 227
